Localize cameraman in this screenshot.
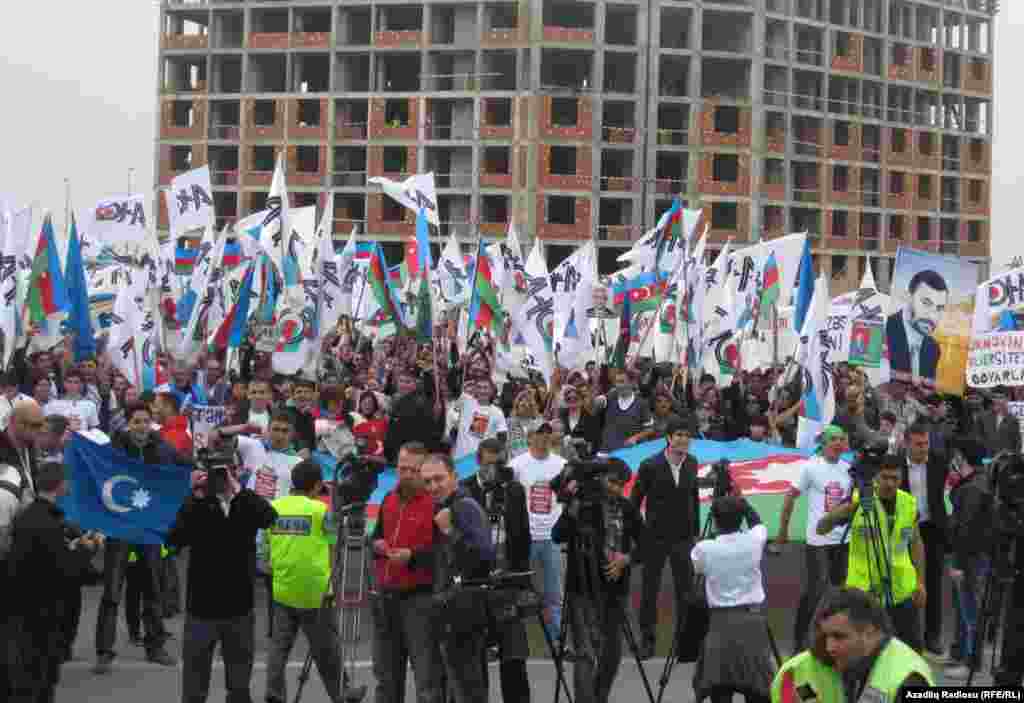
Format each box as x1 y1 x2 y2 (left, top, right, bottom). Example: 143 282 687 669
552 458 646 703
421 452 496 703
166 447 278 703
510 424 567 645
631 416 700 659
776 426 852 652
461 438 532 702
692 494 776 703
816 455 926 652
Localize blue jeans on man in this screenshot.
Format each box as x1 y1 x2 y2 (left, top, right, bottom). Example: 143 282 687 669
531 539 563 643
952 557 989 665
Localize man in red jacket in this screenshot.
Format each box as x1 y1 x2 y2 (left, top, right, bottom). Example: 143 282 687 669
369 441 442 703
153 392 193 458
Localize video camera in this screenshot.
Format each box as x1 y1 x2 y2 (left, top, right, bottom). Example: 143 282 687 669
479 464 516 520
848 442 889 510
990 452 1024 539
552 455 625 508
320 423 384 507
195 441 239 497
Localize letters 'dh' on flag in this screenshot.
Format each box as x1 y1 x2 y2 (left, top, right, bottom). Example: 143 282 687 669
63 434 191 545
167 165 215 236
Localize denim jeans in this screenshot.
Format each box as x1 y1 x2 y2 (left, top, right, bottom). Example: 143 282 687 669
952 557 989 663
96 540 167 656
531 540 563 642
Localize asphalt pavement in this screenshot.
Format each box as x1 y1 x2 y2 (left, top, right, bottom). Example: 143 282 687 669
54 549 998 702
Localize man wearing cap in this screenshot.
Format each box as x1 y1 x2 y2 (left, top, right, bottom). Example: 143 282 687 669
631 416 700 659
776 425 853 652
983 387 1021 456
510 422 567 646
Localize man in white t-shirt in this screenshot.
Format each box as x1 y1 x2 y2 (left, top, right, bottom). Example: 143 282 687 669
510 423 566 643
451 380 508 459
775 424 853 651
44 369 100 430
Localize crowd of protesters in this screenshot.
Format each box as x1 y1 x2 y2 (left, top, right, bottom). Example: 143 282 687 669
0 316 1021 701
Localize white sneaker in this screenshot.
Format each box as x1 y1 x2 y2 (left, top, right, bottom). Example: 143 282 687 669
945 664 971 680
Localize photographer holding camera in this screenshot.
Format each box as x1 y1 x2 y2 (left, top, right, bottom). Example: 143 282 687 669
816 454 926 652
631 416 700 659
166 443 278 703
552 457 646 703
461 438 532 703
421 452 496 703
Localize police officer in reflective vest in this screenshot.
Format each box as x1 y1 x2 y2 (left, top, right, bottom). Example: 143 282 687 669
771 588 933 703
816 455 926 652
264 460 344 703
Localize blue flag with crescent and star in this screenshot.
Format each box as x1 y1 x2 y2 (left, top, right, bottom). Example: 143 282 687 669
61 435 192 545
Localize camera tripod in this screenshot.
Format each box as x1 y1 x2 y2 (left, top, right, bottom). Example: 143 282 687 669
293 499 370 703
965 538 1017 686
553 520 657 703
842 484 896 610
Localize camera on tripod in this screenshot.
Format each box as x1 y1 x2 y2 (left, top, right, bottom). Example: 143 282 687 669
480 464 516 522
552 455 623 507
848 442 889 509
990 452 1024 539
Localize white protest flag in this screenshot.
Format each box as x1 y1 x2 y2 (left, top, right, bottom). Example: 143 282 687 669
7 206 34 268
166 165 215 236
860 257 878 291
700 242 736 381
436 230 470 308
487 218 525 291
335 226 362 318
180 230 228 362
732 232 807 307
678 230 708 367
0 211 20 370
368 173 439 227
505 240 555 382
972 265 1024 335
235 208 270 244
316 214 346 336
551 241 596 370
795 274 836 449
84 194 149 247
259 155 290 276
106 276 143 387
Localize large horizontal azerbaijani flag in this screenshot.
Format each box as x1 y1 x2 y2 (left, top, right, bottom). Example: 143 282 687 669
314 436 825 539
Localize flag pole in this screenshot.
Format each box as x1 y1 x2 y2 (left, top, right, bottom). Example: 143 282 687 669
63 178 72 240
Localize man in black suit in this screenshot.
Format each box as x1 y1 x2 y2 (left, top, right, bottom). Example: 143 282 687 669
901 420 950 656
631 416 700 659
985 387 1022 455
460 438 532 702
886 269 949 384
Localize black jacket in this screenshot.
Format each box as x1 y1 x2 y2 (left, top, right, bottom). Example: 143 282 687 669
460 474 531 572
948 472 994 569
165 490 277 618
553 495 645 597
886 311 941 383
7 498 96 616
899 451 949 538
433 489 495 590
631 450 700 544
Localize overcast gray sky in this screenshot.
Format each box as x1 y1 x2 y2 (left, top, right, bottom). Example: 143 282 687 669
0 2 1018 269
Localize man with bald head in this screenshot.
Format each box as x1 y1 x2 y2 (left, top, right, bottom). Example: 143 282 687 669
0 399 44 698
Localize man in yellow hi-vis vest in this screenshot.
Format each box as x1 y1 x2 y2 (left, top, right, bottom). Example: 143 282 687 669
265 460 344 703
816 454 926 652
771 588 933 703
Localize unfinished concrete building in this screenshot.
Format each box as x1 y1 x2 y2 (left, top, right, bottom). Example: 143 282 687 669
156 0 996 283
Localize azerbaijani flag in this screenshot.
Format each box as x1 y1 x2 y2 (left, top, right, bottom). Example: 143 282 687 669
657 196 684 272
611 271 665 314
413 208 433 342
222 239 243 269
26 215 69 326
757 251 781 327
467 238 505 334
610 287 632 367
367 243 405 328
175 245 199 276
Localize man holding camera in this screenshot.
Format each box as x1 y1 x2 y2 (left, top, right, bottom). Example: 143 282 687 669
510 423 567 646
816 454 926 652
631 417 700 659
552 457 646 703
462 437 532 703
166 445 278 703
421 452 496 703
